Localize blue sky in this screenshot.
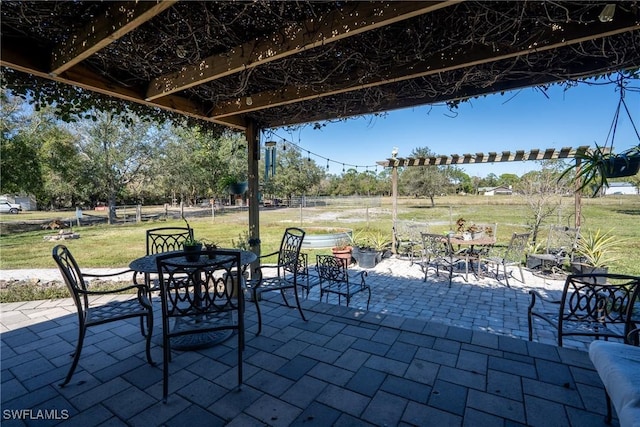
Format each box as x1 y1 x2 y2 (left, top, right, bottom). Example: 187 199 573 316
269 79 640 178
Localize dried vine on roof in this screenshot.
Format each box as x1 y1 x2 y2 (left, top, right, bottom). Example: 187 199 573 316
1 1 639 129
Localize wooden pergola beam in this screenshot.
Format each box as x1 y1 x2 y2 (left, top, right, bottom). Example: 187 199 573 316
50 1 177 76
1 42 247 130
144 1 457 101
211 13 639 121
377 146 590 168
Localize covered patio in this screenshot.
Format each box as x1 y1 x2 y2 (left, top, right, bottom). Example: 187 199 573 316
1 2 638 425
1 259 612 426
2 1 639 261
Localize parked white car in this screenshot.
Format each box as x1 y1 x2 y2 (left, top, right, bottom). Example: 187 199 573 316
0 201 22 214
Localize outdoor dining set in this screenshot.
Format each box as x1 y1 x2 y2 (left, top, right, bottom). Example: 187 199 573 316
50 225 370 402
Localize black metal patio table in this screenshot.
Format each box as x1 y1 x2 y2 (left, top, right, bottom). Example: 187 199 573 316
129 249 257 350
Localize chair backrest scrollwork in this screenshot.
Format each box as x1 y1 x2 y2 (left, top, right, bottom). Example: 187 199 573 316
277 227 306 275
504 232 531 263
146 226 193 255
559 274 640 342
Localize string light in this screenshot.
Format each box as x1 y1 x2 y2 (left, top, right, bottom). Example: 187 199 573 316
264 131 379 174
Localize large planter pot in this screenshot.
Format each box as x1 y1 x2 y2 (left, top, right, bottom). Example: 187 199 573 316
571 262 608 284
331 247 352 266
355 247 379 269
526 255 543 270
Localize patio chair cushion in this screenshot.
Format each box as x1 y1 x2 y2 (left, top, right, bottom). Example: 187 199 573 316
589 340 640 427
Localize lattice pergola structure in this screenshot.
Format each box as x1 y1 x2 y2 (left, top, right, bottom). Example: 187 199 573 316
1 1 638 257
377 146 591 168
377 146 592 250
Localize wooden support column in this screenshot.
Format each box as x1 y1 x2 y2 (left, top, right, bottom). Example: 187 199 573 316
574 157 582 228
246 121 261 273
391 163 398 254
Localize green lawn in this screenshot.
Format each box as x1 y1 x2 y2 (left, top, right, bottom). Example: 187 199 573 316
1 195 639 276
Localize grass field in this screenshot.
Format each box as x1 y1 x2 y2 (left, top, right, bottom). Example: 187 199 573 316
1 195 639 276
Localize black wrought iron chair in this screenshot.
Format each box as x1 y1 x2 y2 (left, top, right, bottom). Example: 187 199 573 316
144 226 193 291
419 232 466 287
393 220 427 265
146 226 193 255
52 244 154 387
481 232 530 287
247 227 306 335
296 252 322 298
528 273 640 347
316 254 370 309
156 249 244 403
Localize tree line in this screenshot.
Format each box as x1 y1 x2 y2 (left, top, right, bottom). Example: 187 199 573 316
2 89 608 232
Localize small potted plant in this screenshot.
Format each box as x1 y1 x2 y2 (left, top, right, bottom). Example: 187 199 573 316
182 236 203 262
571 229 619 283
201 239 218 259
331 236 353 266
466 224 482 240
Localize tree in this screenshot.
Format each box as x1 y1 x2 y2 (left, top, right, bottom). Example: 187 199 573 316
400 147 450 207
446 167 472 194
0 92 44 196
481 173 499 187
158 127 236 206
498 173 520 188
268 147 325 202
517 160 571 243
39 123 85 209
73 111 161 223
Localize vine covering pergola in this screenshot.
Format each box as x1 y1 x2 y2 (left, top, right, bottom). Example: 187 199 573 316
1 1 639 258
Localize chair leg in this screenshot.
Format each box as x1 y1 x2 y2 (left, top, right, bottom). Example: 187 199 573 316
162 334 171 403
253 289 262 336
503 264 511 288
518 266 526 284
365 286 371 310
144 313 154 365
279 289 293 308
59 326 86 387
292 284 307 321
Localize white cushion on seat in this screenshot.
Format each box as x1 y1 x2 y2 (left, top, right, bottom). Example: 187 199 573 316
589 340 640 427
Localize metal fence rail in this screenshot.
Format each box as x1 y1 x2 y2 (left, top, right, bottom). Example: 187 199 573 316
288 195 382 208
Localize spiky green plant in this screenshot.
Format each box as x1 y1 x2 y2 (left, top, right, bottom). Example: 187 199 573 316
575 229 620 268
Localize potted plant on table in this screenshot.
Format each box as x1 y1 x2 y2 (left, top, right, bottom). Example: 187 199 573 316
182 236 203 262
571 229 619 284
201 239 218 259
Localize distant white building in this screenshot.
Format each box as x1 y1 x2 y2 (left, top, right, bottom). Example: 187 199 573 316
604 182 638 196
478 186 513 196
